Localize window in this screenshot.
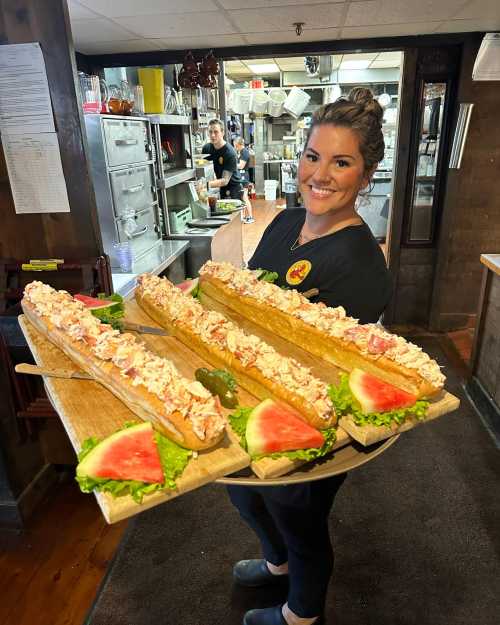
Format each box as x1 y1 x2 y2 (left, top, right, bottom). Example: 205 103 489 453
408 82 447 243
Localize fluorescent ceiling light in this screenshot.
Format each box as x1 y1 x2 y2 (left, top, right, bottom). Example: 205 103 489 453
340 60 371 70
247 63 280 74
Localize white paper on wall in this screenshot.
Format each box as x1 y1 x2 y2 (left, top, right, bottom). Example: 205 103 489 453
0 42 55 134
3 133 70 214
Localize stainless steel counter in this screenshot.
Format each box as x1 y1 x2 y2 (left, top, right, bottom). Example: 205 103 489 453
111 239 189 299
480 254 500 277
167 212 243 277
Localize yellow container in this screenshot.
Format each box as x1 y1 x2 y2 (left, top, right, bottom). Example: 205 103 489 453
138 68 164 113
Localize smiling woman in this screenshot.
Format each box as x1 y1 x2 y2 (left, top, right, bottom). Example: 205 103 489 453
248 87 392 322
228 92 394 625
298 87 385 242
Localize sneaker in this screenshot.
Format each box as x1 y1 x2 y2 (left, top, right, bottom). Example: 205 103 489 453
243 216 255 224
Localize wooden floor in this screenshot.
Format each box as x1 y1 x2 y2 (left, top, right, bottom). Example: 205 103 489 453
242 197 285 262
0 199 474 625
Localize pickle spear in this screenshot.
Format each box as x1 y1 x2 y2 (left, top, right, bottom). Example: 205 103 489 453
195 368 238 408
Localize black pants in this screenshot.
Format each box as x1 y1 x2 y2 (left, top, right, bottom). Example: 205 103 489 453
221 184 243 200
227 474 346 618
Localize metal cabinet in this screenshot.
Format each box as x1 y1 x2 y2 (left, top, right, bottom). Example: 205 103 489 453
102 118 151 166
148 115 195 236
116 207 160 258
109 165 156 217
84 114 161 269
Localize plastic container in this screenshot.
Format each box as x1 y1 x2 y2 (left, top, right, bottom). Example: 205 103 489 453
264 179 279 201
252 91 269 113
232 89 253 114
132 85 145 115
267 89 287 117
138 68 164 113
283 86 311 118
78 72 101 114
113 241 134 272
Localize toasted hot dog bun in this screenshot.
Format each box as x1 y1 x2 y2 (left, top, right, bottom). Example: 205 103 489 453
21 285 225 451
136 276 336 430
198 263 445 399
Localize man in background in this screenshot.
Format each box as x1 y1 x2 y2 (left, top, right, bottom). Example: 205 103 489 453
203 119 243 201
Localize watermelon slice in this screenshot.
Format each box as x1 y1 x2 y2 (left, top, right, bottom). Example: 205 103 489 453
74 293 119 311
246 399 325 456
176 277 199 296
348 368 417 414
76 422 164 484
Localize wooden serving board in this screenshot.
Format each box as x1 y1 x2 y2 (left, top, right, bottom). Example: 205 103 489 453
18 314 250 524
196 291 461 447
126 300 352 479
339 391 461 446
129 298 356 478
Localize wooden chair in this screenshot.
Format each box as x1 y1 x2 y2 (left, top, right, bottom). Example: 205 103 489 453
0 255 112 314
0 256 112 454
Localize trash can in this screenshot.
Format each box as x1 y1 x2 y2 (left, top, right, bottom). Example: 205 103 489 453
285 181 298 209
264 179 279 201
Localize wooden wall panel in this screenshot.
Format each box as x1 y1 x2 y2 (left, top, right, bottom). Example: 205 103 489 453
475 274 500 399
0 0 102 261
383 49 418 325
430 34 500 331
392 248 435 325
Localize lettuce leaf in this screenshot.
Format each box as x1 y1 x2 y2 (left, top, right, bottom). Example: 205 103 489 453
75 422 192 503
186 278 201 300
328 373 429 428
90 293 125 330
228 406 337 462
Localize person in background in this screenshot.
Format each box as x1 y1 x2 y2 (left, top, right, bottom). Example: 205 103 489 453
233 136 255 224
228 87 393 625
203 119 243 201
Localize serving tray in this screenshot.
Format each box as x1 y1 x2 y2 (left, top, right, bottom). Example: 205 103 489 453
18 313 250 524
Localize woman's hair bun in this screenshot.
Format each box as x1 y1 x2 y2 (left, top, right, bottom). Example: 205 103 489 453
348 87 383 126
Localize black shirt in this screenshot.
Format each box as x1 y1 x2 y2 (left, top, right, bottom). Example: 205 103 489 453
202 142 242 195
248 209 392 324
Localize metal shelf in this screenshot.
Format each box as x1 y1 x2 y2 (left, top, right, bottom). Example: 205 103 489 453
163 168 196 188
147 114 191 126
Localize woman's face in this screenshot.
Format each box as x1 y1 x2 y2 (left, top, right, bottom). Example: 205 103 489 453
298 124 370 217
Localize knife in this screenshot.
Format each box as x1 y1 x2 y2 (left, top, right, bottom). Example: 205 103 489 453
15 363 93 380
122 322 168 336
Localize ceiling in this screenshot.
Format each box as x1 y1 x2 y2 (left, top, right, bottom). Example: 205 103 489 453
225 52 402 80
68 0 500 55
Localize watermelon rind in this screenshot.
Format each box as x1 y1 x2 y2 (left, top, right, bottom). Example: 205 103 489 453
176 277 199 296
349 368 417 414
74 293 122 313
75 423 192 503
77 422 163 484
229 406 336 461
328 373 429 429
245 399 325 457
